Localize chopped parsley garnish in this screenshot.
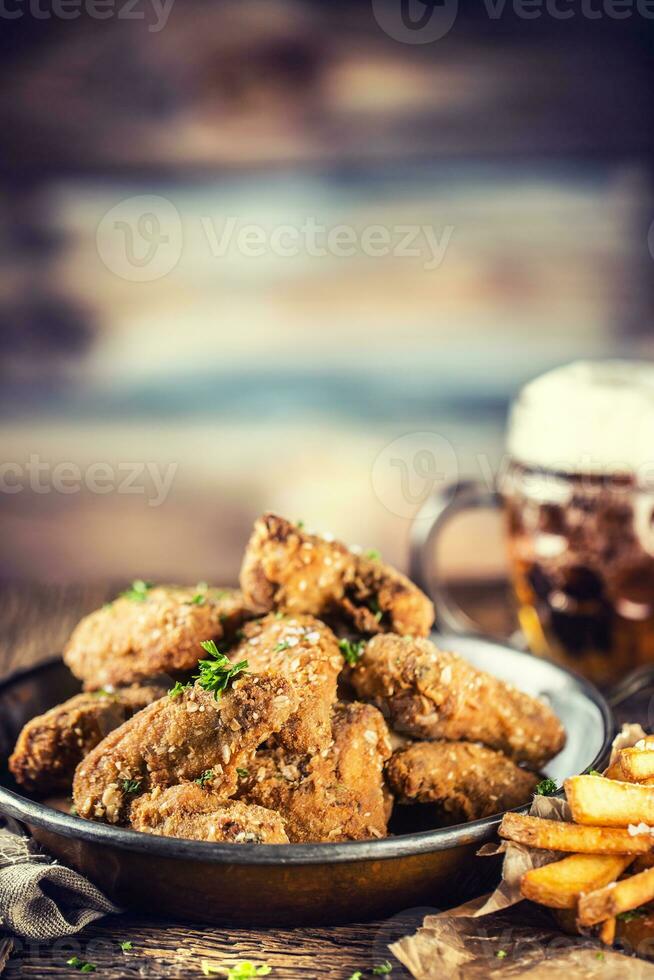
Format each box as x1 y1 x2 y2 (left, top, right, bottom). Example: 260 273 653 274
120 941 133 952
495 949 508 959
618 908 649 922
191 593 207 605
195 769 215 787
67 957 96 973
70 804 77 816
274 640 291 653
369 596 383 622
534 778 558 797
589 770 604 777
296 520 305 529
339 638 365 666
349 973 363 980
168 681 192 699
365 549 381 561
195 640 248 700
93 687 115 698
202 962 271 978
595 952 605 961
122 778 142 795
236 768 249 778
121 579 153 602
372 963 393 976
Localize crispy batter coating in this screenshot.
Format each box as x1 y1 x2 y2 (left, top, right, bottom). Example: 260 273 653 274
64 586 251 690
230 614 341 753
331 701 392 834
238 751 365 843
130 784 289 843
350 634 566 770
240 514 434 637
9 684 165 796
386 741 538 824
73 672 298 825
240 701 392 842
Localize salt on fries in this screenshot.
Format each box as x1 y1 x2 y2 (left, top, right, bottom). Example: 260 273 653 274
498 741 654 949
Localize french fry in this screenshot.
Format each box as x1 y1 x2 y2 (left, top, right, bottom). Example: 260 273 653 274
565 775 654 827
578 866 654 926
607 748 654 783
499 812 654 855
520 854 633 910
599 917 617 945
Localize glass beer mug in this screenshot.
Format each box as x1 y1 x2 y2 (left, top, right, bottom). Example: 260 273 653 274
411 361 654 687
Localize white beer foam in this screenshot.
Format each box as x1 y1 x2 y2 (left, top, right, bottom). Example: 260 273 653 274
507 360 654 476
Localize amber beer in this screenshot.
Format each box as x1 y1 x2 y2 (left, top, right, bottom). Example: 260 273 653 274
501 361 654 687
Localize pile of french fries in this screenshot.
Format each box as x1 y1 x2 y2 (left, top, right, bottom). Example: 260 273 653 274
499 739 654 950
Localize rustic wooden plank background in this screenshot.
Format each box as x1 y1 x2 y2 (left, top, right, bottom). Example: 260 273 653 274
2 582 480 979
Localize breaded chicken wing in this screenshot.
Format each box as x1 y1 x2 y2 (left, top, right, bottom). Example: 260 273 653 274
331 701 392 832
240 514 434 637
64 585 252 690
9 684 165 796
240 700 392 842
350 634 565 770
130 784 288 843
73 672 297 825
229 614 341 753
386 741 538 824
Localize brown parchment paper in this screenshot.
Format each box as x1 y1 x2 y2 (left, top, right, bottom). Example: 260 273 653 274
391 724 653 979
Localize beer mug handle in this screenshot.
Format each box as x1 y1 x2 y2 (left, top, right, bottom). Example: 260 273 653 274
409 479 502 635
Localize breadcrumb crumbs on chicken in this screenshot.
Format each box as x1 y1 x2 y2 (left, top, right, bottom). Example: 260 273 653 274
386 740 539 825
350 633 565 770
239 700 392 842
9 684 166 796
229 614 341 754
64 586 253 690
239 514 434 637
130 783 289 843
73 671 298 825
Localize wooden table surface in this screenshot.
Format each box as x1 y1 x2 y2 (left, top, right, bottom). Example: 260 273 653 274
0 581 509 979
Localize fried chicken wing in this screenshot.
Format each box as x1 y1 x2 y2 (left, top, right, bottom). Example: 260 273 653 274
64 585 252 690
9 684 165 796
350 634 565 770
240 700 392 842
386 741 539 825
230 614 341 753
130 784 288 843
73 672 297 825
331 701 392 833
240 514 434 637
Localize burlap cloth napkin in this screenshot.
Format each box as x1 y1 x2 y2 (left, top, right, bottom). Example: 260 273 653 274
0 816 120 942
